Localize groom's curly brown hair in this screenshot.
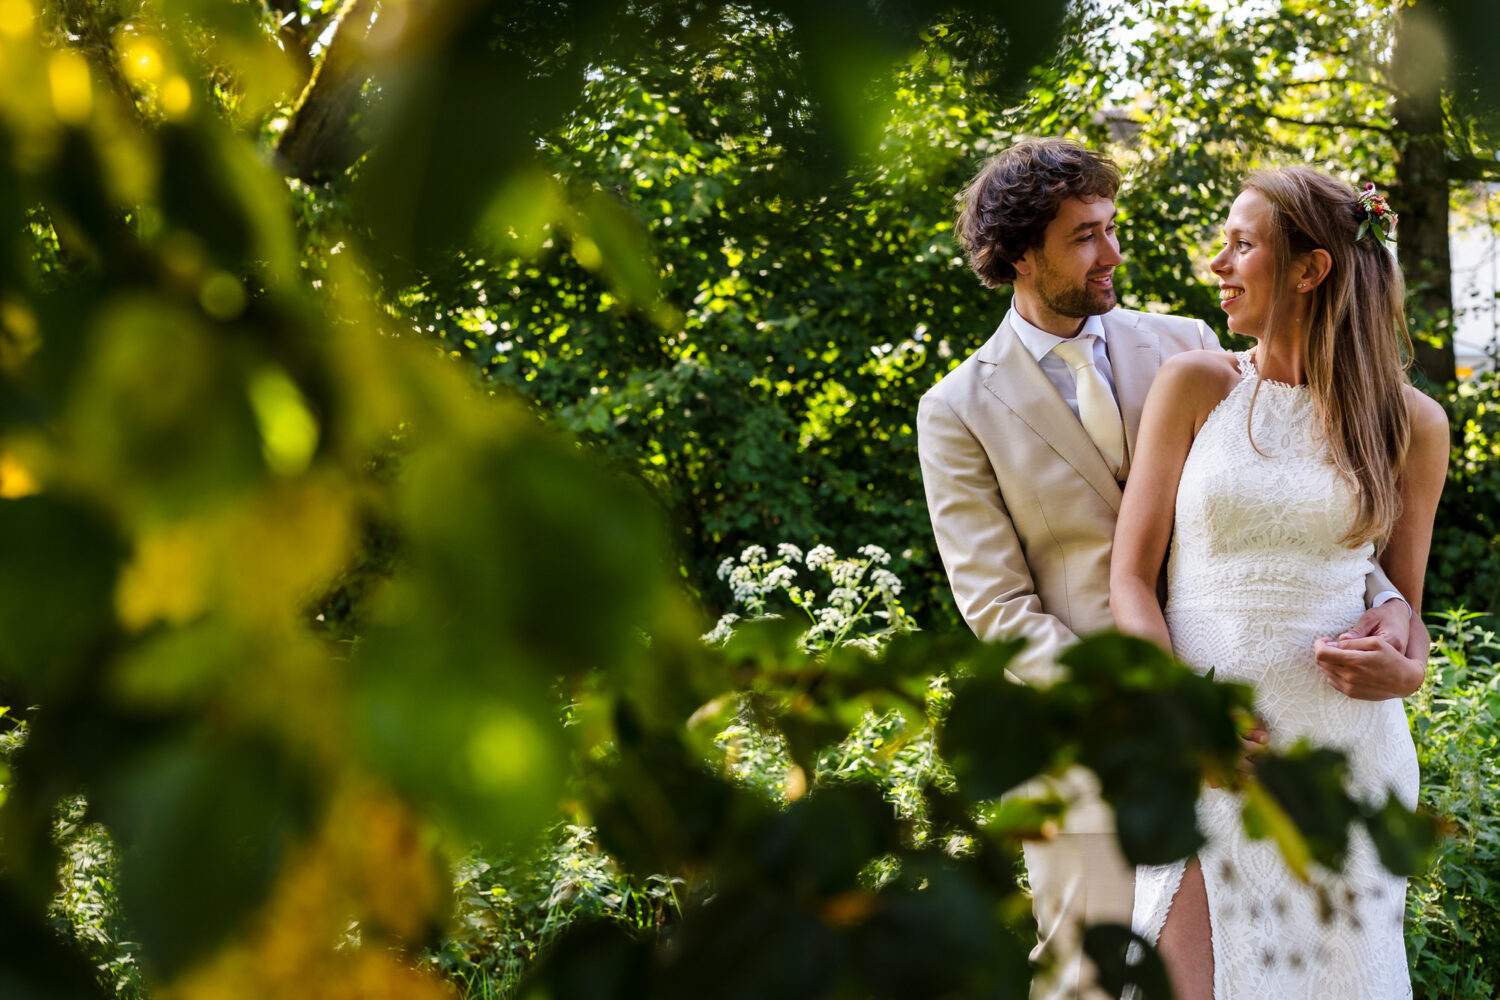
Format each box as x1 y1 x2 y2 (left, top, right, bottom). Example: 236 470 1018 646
955 138 1121 289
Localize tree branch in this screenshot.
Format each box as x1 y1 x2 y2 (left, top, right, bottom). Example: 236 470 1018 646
273 0 378 183
1261 112 1397 136
1280 76 1398 96
266 0 316 85
52 0 148 129
1447 156 1500 182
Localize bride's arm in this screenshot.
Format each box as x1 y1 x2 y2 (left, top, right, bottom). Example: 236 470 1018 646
1110 351 1232 652
1316 386 1449 699
1382 387 1451 618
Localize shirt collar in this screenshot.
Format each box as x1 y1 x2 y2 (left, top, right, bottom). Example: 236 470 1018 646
1008 308 1107 364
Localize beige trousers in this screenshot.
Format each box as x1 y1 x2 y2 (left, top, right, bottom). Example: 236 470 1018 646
1023 832 1136 1000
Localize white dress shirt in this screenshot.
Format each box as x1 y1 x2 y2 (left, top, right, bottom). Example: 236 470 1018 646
1007 309 1118 419
1008 308 1116 419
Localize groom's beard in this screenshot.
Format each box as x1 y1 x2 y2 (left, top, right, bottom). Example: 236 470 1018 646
1034 258 1117 318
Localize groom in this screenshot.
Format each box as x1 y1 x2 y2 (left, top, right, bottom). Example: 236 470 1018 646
917 138 1415 999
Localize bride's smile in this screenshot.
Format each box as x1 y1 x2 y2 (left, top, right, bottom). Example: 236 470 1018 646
1208 188 1291 339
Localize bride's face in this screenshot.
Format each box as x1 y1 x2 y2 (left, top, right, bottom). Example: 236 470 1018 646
1209 189 1294 339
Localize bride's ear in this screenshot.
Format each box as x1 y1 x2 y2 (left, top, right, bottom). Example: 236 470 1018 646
1295 248 1333 292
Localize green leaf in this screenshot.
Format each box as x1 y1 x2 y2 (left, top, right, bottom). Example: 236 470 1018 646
571 192 662 311
101 735 316 980
1108 765 1206 865
1251 745 1358 872
941 674 1056 801
0 495 123 691
1242 779 1313 879
1084 923 1172 1000
1364 796 1439 877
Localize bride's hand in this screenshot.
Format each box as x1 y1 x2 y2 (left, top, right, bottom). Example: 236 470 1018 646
1344 600 1411 655
1313 633 1426 700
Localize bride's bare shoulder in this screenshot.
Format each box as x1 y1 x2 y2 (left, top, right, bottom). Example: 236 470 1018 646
1141 350 1240 433
1400 383 1448 431
1152 349 1241 399
1401 383 1450 455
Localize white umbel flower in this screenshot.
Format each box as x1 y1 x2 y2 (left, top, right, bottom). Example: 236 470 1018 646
805 544 836 569
827 587 860 610
700 612 741 646
763 565 798 591
871 568 903 598
830 561 864 587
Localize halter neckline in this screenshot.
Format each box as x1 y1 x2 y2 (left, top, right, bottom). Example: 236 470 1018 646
1239 349 1306 390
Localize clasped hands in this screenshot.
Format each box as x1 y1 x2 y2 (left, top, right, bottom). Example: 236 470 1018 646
1236 601 1427 770
1313 599 1427 702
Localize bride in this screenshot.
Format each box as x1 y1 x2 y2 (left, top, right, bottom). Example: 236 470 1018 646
1109 167 1449 998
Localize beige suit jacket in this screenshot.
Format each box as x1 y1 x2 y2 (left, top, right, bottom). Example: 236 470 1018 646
917 307 1218 832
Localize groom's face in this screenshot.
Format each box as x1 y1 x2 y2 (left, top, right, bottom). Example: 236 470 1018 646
1020 196 1121 319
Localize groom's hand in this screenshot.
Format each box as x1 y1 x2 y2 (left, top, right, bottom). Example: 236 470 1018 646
1314 633 1427 701
1237 726 1270 776
1344 599 1410 655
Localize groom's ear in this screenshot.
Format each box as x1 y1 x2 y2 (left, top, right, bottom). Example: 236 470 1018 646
1012 250 1034 279
1295 248 1333 290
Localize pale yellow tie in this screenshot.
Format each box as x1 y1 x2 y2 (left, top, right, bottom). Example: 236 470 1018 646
1052 336 1125 478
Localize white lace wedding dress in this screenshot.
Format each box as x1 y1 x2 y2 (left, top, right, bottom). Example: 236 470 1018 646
1131 351 1418 998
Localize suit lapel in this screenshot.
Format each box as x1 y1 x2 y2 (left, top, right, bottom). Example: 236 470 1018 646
978 317 1123 513
1103 309 1161 475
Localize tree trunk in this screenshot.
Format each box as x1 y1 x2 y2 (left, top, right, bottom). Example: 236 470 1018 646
1391 1 1457 385
273 0 378 183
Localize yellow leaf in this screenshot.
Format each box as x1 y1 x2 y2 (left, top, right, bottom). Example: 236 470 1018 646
116 521 211 629
1242 780 1313 880
221 478 354 629
47 50 91 123
0 450 38 498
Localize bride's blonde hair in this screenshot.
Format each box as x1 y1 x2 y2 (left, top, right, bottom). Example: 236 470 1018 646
1243 166 1413 547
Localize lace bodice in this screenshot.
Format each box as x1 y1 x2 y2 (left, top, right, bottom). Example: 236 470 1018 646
1167 351 1374 622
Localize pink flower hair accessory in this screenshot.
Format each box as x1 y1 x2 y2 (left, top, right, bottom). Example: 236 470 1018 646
1356 182 1398 244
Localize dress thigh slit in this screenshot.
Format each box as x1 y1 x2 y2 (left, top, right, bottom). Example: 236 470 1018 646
1157 856 1216 1000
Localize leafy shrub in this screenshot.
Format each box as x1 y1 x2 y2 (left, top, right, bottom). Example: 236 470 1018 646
0 713 143 999
429 826 680 999
48 803 144 1000
1431 369 1500 616
1407 610 1500 997
704 544 948 836
430 543 936 998
425 545 1445 1000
